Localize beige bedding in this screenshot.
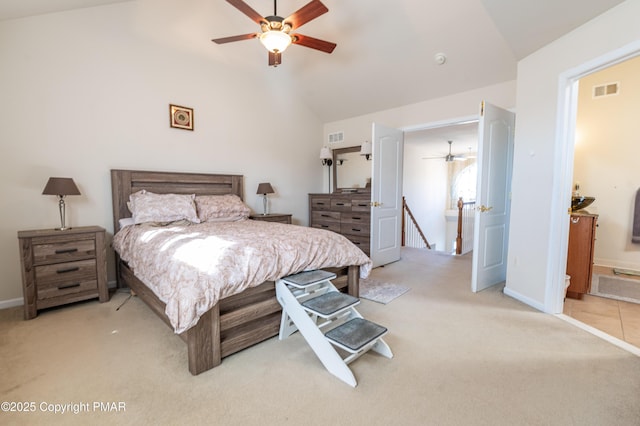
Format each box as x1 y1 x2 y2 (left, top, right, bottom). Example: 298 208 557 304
112 219 371 333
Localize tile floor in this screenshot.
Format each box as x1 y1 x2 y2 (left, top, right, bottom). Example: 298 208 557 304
563 281 640 348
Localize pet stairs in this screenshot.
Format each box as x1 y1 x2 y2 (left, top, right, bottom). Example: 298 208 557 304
276 270 393 387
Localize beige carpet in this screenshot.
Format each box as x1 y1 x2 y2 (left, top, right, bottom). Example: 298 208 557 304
359 278 409 304
2 247 640 425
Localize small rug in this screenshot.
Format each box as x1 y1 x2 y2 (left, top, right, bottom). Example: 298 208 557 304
359 278 410 304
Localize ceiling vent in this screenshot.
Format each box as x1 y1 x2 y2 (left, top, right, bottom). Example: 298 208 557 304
328 131 344 144
593 82 619 98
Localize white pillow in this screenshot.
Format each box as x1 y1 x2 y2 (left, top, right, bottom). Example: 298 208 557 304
129 191 200 224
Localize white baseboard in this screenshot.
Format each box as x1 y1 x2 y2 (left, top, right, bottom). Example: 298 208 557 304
0 280 118 311
0 297 23 310
503 286 546 312
556 313 640 357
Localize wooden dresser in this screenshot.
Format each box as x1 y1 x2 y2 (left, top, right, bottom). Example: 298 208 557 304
309 193 371 256
566 213 598 299
18 226 108 319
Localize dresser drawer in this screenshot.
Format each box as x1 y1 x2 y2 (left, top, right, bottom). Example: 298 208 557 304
35 259 97 288
331 198 352 211
351 197 371 212
341 213 370 226
311 222 341 233
312 211 340 223
341 223 370 236
33 238 96 265
310 197 332 211
344 235 370 256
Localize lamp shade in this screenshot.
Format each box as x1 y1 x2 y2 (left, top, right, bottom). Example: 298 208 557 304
42 177 81 196
256 182 274 195
320 147 332 160
259 30 292 53
360 141 372 156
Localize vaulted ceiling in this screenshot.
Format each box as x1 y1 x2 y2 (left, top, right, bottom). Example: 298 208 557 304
0 0 625 122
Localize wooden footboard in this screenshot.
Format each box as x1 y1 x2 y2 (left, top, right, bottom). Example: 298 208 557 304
118 260 359 375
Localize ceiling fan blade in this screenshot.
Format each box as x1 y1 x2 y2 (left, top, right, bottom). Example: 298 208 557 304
269 51 282 67
226 0 266 24
211 33 258 44
291 34 336 53
284 0 328 30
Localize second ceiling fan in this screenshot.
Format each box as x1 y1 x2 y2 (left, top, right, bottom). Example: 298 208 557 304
212 0 336 67
423 140 475 162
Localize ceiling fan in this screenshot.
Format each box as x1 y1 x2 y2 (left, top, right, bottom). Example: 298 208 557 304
422 140 474 162
211 0 336 67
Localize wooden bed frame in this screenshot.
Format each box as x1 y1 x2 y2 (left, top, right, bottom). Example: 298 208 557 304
110 169 360 375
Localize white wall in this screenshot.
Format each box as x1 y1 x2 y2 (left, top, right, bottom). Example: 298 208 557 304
505 0 640 310
575 56 640 270
0 2 324 303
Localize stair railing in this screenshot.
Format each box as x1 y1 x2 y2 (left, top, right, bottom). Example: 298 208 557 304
402 197 431 249
455 197 476 255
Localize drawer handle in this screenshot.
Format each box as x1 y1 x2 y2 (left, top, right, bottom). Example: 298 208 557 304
321 225 329 228
352 217 361 220
321 214 330 217
58 283 81 290
317 202 325 205
55 248 78 254
57 267 80 274
336 203 345 206
352 228 362 232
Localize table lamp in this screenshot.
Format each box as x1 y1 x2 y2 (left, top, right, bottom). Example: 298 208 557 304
42 177 81 230
256 182 274 215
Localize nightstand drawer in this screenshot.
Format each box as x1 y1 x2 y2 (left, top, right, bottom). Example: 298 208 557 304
33 239 95 264
35 259 97 289
36 279 98 301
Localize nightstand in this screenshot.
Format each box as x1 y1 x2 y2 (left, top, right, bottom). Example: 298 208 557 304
17 226 108 320
250 213 292 224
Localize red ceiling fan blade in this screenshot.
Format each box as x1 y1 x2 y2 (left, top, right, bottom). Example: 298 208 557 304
284 0 328 30
292 34 336 53
226 0 266 24
211 33 258 44
268 51 282 67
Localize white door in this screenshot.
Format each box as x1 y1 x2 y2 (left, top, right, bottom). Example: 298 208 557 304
370 123 404 268
471 102 515 292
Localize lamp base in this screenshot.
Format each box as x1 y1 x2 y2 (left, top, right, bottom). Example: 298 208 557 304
54 227 72 231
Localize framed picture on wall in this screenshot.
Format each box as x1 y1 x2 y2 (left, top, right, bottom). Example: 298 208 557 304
169 104 194 130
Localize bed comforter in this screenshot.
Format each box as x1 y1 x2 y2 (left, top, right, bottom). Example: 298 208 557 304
112 219 371 333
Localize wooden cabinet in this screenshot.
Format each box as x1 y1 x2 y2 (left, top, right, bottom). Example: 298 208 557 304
309 193 371 256
566 213 598 299
250 213 292 224
18 226 108 319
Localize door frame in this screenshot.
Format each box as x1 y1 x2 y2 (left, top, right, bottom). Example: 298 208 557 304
548 40 640 313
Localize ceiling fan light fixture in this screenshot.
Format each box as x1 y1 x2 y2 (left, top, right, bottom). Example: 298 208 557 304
259 30 292 53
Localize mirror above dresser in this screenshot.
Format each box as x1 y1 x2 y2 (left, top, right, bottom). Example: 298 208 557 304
332 146 371 193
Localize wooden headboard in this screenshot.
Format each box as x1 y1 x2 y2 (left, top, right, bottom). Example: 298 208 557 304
110 169 244 233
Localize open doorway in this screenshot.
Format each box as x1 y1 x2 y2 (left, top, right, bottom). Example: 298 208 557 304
403 120 478 253
562 54 640 348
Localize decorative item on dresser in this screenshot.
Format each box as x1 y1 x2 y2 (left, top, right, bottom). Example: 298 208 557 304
309 193 371 256
17 226 108 320
250 213 292 224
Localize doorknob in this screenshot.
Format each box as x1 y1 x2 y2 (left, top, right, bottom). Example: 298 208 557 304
477 205 493 212
371 201 383 207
